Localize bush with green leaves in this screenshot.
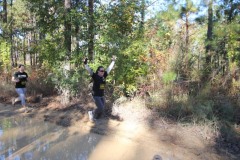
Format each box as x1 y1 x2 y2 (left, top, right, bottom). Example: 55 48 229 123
50 65 88 97
162 71 177 84
113 39 149 96
0 40 11 72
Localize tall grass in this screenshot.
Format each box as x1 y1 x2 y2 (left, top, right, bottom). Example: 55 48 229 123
144 79 238 124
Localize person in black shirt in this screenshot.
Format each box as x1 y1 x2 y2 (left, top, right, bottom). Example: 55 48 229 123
11 64 29 111
84 56 116 121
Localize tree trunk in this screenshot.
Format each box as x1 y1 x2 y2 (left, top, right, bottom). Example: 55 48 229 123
28 32 33 66
15 38 18 66
33 16 37 66
88 0 94 61
33 32 36 66
3 0 7 23
23 35 26 65
10 0 14 67
61 0 72 105
64 0 72 60
139 0 145 35
75 0 80 56
38 31 45 67
227 0 234 22
185 13 190 74
206 0 213 67
185 15 189 54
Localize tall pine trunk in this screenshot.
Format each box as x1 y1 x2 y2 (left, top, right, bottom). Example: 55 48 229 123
64 0 72 60
139 0 145 35
185 13 190 71
14 38 18 66
38 30 45 67
23 35 26 65
88 0 94 61
227 0 234 22
10 0 15 67
75 0 80 58
61 0 72 105
28 32 33 66
206 0 213 69
3 0 7 23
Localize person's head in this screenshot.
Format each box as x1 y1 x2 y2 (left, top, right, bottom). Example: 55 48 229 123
96 66 105 77
18 64 25 72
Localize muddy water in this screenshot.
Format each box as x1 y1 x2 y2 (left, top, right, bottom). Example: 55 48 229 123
0 116 166 160
0 104 230 160
0 116 100 160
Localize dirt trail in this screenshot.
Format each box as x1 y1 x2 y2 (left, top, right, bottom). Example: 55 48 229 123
0 98 237 160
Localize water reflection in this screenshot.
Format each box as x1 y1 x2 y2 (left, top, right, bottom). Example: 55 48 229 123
0 116 100 160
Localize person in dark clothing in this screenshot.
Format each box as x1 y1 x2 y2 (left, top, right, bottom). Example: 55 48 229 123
11 64 29 112
84 56 116 121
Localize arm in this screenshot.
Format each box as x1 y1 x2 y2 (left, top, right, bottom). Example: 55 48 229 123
106 55 117 74
84 64 93 76
12 73 19 83
83 58 93 76
12 76 17 82
106 61 115 74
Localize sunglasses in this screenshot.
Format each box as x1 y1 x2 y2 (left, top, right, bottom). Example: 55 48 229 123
99 70 104 72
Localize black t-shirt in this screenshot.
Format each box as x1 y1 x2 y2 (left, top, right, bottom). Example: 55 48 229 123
91 72 108 96
13 71 28 88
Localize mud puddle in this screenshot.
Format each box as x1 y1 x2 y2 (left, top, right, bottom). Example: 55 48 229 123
0 103 233 160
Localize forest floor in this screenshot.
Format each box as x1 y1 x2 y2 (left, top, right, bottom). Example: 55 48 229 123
0 94 240 160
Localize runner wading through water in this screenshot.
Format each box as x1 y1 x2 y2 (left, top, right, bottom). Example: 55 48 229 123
84 56 117 121
11 64 30 112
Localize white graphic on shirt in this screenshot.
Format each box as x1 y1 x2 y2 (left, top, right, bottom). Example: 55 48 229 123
17 75 27 78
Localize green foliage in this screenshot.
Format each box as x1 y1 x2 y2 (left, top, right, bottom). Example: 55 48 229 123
0 40 11 71
226 21 240 64
87 38 149 97
150 5 179 50
0 0 239 130
162 71 177 84
215 102 234 122
105 0 142 39
179 0 198 18
193 100 214 120
1 0 150 98
50 66 88 97
114 39 149 96
38 35 65 66
12 0 31 30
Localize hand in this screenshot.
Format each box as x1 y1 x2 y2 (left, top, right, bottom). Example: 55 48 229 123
15 79 19 82
112 55 117 61
83 58 88 65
